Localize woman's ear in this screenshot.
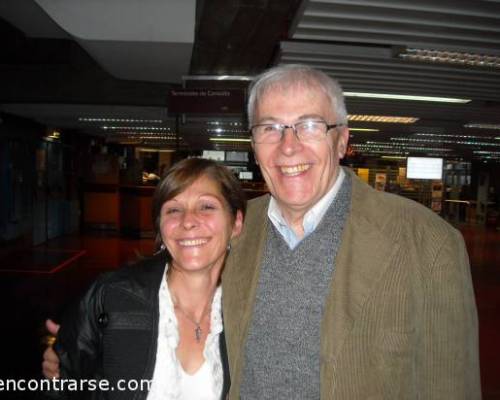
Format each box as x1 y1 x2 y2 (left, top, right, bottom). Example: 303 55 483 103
231 210 244 238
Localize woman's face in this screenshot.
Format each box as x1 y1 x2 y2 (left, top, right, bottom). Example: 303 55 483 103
159 174 243 275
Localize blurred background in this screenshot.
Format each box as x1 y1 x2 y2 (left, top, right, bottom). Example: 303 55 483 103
0 1 499 398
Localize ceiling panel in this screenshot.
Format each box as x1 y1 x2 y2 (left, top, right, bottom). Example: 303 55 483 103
274 0 500 161
0 0 499 161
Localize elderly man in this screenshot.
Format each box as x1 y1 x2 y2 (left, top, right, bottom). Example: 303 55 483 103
43 65 480 399
221 64 480 399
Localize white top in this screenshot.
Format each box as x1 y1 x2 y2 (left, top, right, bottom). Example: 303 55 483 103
179 362 214 400
267 167 346 249
146 266 223 400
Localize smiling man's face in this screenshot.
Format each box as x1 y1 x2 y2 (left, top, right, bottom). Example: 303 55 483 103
252 83 349 222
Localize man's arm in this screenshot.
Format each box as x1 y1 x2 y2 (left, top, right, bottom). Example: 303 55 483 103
418 229 481 399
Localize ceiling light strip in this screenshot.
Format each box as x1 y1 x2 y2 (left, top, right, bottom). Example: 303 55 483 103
349 128 380 132
464 123 500 130
79 117 163 123
209 138 252 143
400 48 500 69
348 115 419 123
391 137 500 147
344 91 471 104
415 133 496 140
182 75 253 81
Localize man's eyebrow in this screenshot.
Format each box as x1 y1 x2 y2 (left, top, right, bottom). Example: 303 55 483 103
296 114 325 121
255 114 326 124
254 116 280 124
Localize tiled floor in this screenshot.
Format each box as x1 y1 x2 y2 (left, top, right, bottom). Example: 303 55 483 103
0 224 498 398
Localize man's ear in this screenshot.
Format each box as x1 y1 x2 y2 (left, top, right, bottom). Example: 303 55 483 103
251 141 258 165
338 127 350 159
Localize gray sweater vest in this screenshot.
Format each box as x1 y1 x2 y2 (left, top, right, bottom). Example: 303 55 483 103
240 174 352 399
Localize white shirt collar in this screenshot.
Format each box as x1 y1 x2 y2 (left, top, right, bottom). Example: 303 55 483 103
147 264 223 400
267 167 345 249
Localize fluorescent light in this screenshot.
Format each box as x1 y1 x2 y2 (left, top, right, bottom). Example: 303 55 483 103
208 129 247 134
399 48 500 69
344 91 471 104
416 133 491 139
138 148 175 153
349 128 380 132
392 137 500 147
210 138 251 143
102 126 171 131
474 150 500 155
464 123 500 130
381 156 407 160
79 117 163 123
182 75 252 81
348 115 419 124
352 142 453 153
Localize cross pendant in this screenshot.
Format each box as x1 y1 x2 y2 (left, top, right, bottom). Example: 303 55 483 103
195 326 202 342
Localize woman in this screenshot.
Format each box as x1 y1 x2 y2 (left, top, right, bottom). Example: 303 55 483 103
42 158 246 399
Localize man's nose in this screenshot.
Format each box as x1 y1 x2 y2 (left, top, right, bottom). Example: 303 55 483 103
279 126 303 154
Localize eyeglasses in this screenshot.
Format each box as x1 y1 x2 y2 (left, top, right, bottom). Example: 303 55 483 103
250 120 344 144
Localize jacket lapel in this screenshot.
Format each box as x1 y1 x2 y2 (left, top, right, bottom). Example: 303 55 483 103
321 172 400 372
222 194 270 393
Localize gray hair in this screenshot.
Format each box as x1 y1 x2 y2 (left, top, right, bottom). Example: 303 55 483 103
247 64 348 127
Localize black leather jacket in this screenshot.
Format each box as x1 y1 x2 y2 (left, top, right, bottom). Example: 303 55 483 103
52 252 230 400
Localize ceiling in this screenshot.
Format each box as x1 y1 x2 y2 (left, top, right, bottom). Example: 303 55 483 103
0 0 499 162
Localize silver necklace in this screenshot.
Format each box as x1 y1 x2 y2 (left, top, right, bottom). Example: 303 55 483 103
174 299 212 342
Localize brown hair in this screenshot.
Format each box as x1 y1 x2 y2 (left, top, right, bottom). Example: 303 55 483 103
152 157 247 252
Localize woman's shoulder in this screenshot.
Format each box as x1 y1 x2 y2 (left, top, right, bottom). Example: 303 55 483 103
95 252 167 294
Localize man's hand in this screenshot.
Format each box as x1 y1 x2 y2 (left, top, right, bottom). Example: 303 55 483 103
42 319 61 379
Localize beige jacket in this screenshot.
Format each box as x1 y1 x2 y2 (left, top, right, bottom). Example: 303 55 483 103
222 169 481 399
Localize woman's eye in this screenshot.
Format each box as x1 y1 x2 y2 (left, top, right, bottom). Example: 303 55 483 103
165 208 181 215
200 203 217 211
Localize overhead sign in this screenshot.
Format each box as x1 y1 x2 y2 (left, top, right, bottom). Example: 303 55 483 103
167 89 245 114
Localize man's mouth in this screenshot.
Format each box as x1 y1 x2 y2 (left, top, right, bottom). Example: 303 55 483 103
178 238 208 247
279 163 311 176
